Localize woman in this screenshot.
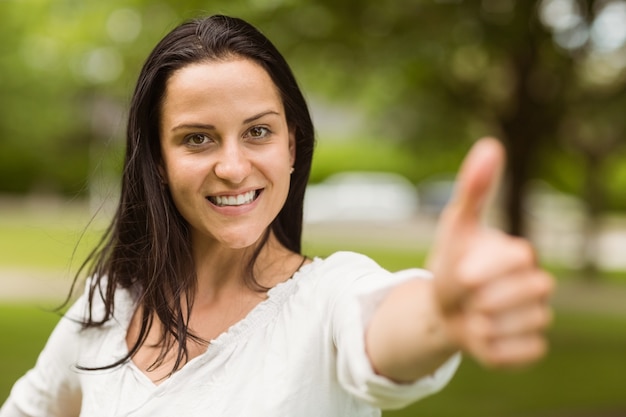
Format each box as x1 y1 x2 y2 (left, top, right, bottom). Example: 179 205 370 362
1 15 553 416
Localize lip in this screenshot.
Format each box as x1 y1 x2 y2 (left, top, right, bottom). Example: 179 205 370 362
206 188 263 210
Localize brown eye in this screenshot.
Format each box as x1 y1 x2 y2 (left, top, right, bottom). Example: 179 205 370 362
185 134 210 146
248 126 270 139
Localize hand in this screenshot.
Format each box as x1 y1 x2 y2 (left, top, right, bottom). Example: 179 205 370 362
427 138 554 368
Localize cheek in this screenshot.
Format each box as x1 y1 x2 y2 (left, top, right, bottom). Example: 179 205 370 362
267 153 294 187
162 159 201 198
170 171 200 195
163 152 203 182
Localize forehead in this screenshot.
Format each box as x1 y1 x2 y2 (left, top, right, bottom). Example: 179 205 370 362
161 58 283 113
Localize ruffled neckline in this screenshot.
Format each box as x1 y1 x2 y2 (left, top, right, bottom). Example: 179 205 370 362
115 257 321 387
207 257 318 348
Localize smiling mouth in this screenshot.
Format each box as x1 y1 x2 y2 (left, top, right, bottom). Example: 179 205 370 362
207 190 260 207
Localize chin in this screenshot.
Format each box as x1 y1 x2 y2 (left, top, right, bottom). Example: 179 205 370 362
217 229 270 251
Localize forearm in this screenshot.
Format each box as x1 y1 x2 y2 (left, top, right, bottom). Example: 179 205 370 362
365 279 458 383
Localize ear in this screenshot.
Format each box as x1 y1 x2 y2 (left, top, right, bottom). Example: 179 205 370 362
288 127 296 167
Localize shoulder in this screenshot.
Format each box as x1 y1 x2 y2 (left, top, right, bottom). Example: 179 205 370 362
312 250 431 283
299 251 433 309
298 251 413 303
66 275 137 327
316 251 383 273
295 251 384 293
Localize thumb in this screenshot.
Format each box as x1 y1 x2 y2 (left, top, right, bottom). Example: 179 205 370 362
443 137 505 231
428 138 506 313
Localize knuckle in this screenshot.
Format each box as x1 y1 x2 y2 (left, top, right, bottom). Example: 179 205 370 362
525 337 549 362
489 337 547 368
467 314 495 340
511 237 536 266
530 270 555 299
482 347 511 369
540 271 556 296
539 306 554 329
528 306 551 331
456 259 489 290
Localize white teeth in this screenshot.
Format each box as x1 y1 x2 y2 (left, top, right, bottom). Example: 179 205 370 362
210 190 256 207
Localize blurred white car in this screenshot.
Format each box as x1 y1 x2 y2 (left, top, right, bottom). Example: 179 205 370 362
304 172 419 223
416 175 456 216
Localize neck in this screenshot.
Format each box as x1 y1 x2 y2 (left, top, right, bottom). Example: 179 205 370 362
190 232 300 304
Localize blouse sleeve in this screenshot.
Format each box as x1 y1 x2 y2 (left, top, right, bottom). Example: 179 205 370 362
328 252 461 410
0 296 86 417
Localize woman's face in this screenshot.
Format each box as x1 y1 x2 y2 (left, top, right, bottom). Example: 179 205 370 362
159 57 295 252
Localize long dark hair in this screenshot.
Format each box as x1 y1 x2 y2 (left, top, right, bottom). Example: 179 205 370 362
76 15 315 375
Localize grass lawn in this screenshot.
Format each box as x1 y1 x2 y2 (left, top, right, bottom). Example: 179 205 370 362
2 304 625 415
1 207 626 415
0 303 61 401
387 310 626 417
0 204 104 271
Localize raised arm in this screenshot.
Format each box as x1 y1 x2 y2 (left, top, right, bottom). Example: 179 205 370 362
365 138 554 382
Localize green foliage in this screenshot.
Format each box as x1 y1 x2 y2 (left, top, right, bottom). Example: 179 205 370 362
309 134 475 187
2 0 626 237
604 155 626 211
310 139 422 184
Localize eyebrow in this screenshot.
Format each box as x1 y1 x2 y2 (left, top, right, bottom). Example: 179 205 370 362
171 110 281 132
244 110 281 124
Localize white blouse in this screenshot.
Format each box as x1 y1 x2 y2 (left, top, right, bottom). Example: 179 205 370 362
1 251 460 417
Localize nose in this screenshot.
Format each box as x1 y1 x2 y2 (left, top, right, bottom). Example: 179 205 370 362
214 141 251 184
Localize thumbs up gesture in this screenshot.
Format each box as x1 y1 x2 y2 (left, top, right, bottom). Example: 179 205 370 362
427 138 554 368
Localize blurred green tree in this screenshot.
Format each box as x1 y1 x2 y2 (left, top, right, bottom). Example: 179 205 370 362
2 0 626 274
253 0 626 239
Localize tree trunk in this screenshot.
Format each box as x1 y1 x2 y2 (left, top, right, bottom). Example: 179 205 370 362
499 46 539 237
501 134 533 237
496 1 563 237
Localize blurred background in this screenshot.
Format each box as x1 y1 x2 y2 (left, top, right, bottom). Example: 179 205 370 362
1 0 626 415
